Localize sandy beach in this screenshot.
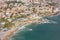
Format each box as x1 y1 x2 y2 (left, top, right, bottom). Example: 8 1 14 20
1 15 59 40
1 18 37 40
1 17 50 40
2 26 27 40
0 0 59 40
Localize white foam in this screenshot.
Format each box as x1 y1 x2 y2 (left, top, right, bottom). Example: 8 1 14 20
29 29 32 31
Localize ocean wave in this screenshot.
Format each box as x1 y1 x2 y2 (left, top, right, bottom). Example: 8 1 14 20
9 24 31 40
48 20 57 24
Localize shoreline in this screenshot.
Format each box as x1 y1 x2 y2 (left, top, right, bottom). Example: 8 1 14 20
1 17 39 40
2 23 31 40
1 18 49 40
0 0 60 40
1 16 59 40
9 20 57 40
9 23 30 40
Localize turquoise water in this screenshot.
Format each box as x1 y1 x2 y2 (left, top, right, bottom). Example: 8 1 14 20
11 15 60 40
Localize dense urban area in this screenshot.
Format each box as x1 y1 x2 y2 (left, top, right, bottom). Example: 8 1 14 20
0 0 60 40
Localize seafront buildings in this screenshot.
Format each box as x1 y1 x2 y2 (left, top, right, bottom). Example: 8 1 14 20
0 0 59 29
0 0 59 40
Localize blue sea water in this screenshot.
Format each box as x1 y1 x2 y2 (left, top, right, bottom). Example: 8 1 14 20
10 14 60 40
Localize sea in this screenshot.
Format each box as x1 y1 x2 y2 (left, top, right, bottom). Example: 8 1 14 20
10 14 60 40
